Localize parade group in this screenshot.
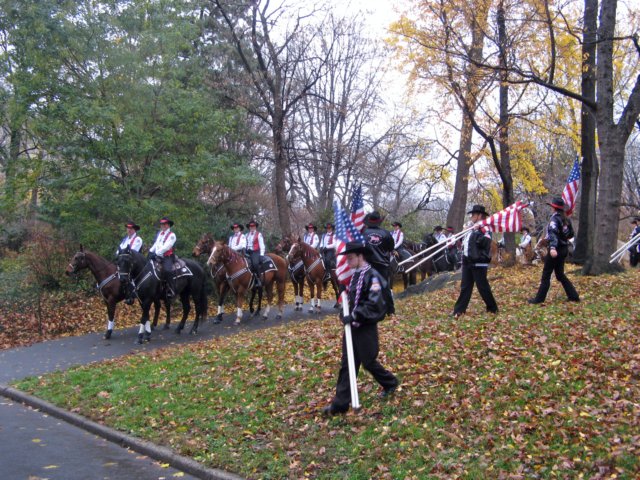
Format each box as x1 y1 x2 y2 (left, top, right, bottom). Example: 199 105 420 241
112 196 639 415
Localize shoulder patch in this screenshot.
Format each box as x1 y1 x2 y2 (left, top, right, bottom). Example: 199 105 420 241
370 276 381 292
549 221 557 229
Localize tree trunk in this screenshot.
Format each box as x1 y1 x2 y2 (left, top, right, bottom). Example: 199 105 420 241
272 112 291 236
573 0 598 265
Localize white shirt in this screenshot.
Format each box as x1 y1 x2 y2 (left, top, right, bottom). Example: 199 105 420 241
303 232 320 249
150 229 176 256
320 231 337 250
392 229 404 249
519 233 531 249
117 233 143 253
435 232 447 243
245 230 265 255
228 232 247 252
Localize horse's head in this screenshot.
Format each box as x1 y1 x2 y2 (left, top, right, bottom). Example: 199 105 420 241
66 250 88 276
208 240 229 266
274 235 293 256
422 233 437 248
115 246 134 282
193 233 214 257
286 240 302 264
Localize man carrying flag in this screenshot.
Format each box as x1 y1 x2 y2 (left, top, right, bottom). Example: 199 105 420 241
452 205 499 319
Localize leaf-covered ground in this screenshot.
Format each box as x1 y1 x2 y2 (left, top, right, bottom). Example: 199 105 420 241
15 266 640 479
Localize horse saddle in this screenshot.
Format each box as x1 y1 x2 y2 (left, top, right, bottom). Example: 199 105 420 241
257 255 277 274
153 256 193 279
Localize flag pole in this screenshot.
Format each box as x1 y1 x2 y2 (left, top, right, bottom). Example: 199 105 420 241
609 232 640 258
398 226 473 266
340 291 360 410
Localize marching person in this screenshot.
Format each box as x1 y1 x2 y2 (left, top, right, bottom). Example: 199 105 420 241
149 217 177 299
629 217 640 267
391 221 411 265
228 222 247 253
245 219 265 288
117 221 143 254
303 223 320 250
320 222 337 270
362 211 396 315
434 226 447 243
452 205 499 318
528 197 580 304
322 241 399 416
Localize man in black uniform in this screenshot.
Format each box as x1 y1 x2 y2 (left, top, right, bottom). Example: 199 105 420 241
528 197 580 304
452 205 499 318
629 217 640 267
322 241 399 416
362 211 396 315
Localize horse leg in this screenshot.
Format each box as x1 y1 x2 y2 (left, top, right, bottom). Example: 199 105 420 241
261 276 272 320
104 299 116 340
176 290 190 334
315 280 323 313
151 298 161 330
308 281 315 313
163 299 171 330
137 302 152 344
189 280 207 335
214 283 227 324
234 291 244 325
296 278 304 311
331 273 340 309
276 277 284 320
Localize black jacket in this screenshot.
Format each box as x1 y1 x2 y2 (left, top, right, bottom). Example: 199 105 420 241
349 267 387 325
363 226 394 268
464 229 492 265
547 212 574 249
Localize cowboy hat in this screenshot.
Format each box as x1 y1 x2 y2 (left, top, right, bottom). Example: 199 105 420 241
246 220 259 228
363 211 384 226
337 241 369 256
325 222 335 229
392 221 402 228
304 223 317 231
230 223 244 231
433 225 443 231
125 221 141 231
467 205 489 216
159 217 174 227
547 197 565 210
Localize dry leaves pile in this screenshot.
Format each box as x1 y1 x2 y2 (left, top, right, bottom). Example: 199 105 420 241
15 266 640 478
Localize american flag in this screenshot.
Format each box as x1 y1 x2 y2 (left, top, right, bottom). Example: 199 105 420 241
350 183 365 232
334 201 365 285
562 156 581 216
480 201 528 232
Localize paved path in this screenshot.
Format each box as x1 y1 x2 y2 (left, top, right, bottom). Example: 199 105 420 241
0 301 338 479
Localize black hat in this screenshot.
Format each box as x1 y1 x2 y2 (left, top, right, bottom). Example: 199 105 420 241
547 197 565 210
325 222 335 229
631 217 639 224
363 211 384 226
337 241 369 255
521 226 530 233
304 223 317 231
246 220 259 228
467 205 488 216
159 217 174 227
230 223 244 231
125 221 140 231
392 221 402 228
433 225 443 231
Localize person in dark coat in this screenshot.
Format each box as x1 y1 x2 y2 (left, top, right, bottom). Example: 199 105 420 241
528 197 580 304
322 241 399 416
362 211 396 315
452 205 499 318
629 217 640 267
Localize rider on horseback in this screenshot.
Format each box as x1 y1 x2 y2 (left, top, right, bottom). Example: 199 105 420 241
229 222 246 253
391 221 411 271
303 223 320 250
320 222 337 270
118 221 143 304
149 216 177 299
245 220 265 288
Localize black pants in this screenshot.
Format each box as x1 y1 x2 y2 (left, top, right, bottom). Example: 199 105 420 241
453 260 498 314
331 322 398 411
371 263 395 315
247 250 260 274
322 250 336 270
531 246 579 302
161 255 176 293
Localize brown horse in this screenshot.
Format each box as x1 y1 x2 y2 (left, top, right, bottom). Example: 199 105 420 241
286 239 325 313
65 246 162 340
208 241 287 324
193 233 231 323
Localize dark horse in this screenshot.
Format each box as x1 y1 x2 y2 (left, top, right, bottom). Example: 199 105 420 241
116 248 208 343
208 241 288 324
421 234 456 274
65 246 161 340
389 248 417 290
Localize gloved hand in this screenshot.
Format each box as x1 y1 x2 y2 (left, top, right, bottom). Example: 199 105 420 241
338 283 346 294
341 314 353 325
147 252 156 260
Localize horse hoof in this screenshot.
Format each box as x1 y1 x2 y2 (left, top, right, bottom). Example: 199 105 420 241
163 324 170 330
175 328 182 335
234 319 241 325
144 332 151 342
104 329 112 340
213 316 222 324
190 329 198 335
262 314 268 321
333 303 340 309
276 314 282 320
135 334 144 345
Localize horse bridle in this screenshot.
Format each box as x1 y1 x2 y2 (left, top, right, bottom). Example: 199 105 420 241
67 251 87 274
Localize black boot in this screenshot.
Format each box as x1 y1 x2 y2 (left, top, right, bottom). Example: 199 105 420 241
253 273 262 289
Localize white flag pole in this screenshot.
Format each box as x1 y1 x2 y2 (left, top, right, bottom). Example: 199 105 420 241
404 228 472 273
610 232 640 258
340 291 360 410
610 234 640 263
398 226 473 266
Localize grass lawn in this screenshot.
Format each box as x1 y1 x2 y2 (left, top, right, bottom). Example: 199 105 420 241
14 266 640 479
